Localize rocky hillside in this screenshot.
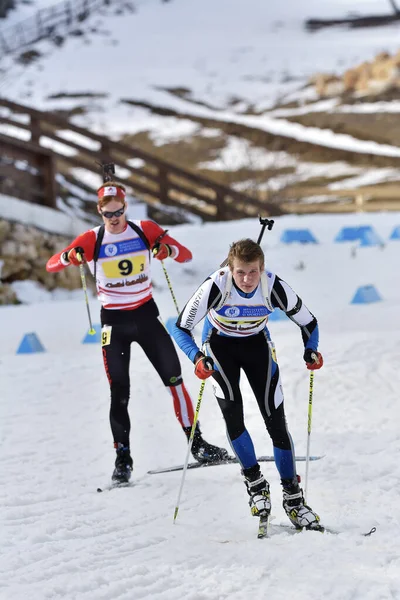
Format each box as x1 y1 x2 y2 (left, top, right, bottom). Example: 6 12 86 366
0 219 86 304
116 48 400 211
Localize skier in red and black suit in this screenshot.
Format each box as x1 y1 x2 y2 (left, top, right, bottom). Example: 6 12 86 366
46 181 228 483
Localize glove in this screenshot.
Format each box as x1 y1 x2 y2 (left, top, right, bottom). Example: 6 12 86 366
194 352 215 380
62 246 85 266
152 243 173 261
303 348 323 370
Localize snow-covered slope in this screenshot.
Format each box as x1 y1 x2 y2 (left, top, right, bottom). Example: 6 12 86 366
1 211 400 599
2 0 400 138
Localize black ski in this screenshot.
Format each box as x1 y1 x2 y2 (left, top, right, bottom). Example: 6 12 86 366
148 455 323 475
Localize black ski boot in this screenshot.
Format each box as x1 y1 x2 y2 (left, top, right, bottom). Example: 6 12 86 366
281 477 322 530
184 424 229 464
112 444 133 484
243 464 271 517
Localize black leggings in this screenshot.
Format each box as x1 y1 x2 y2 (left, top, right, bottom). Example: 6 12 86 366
101 299 184 446
205 331 292 451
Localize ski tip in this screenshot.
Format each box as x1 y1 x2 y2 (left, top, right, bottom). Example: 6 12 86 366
257 515 270 539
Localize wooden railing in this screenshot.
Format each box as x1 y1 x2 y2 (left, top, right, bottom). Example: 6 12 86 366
0 133 57 207
0 97 280 221
281 185 400 213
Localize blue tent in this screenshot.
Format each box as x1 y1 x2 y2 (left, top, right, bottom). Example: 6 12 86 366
335 226 364 242
358 227 383 247
334 225 382 246
82 324 102 344
268 309 288 322
351 285 382 305
17 332 46 354
280 229 318 244
389 226 400 240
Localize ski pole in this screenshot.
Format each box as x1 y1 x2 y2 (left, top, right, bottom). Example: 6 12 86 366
256 216 274 245
220 215 274 267
152 231 181 315
78 259 96 335
173 379 206 523
160 259 180 315
304 370 314 502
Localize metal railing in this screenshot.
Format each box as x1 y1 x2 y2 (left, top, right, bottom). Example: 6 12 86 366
0 0 113 54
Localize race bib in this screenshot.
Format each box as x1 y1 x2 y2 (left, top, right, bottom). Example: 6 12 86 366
102 255 145 279
101 325 112 347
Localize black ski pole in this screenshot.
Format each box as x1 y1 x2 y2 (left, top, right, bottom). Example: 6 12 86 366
220 215 274 267
256 216 274 244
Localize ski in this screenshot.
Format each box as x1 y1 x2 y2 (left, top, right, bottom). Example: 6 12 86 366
148 455 323 475
273 522 376 537
96 481 132 493
215 523 376 544
257 514 270 539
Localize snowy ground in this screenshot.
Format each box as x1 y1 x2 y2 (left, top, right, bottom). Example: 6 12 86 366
1 210 400 599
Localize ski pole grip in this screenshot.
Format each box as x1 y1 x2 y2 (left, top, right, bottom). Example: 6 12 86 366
257 216 274 245
219 217 274 268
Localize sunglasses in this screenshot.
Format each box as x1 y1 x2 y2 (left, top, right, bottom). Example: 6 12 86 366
100 207 125 219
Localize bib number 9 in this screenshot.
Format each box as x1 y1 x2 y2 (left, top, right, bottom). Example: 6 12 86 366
101 325 112 346
102 255 145 278
118 260 133 276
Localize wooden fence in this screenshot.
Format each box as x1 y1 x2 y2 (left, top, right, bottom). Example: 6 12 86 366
0 0 113 54
281 185 400 213
0 133 57 207
0 97 279 221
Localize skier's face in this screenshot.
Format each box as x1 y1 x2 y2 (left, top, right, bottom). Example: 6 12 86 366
231 258 263 293
98 200 127 234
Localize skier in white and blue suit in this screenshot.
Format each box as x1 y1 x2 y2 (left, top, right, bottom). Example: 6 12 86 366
171 238 324 530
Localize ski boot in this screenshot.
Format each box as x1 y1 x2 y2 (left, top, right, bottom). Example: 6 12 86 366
282 477 322 530
112 444 133 484
184 424 229 464
243 464 271 517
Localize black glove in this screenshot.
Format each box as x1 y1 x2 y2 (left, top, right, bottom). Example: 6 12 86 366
303 348 323 370
152 243 173 261
193 351 215 380
62 246 85 266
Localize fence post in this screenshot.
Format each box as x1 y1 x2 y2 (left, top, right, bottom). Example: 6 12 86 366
158 166 170 206
17 23 26 47
38 152 57 208
65 0 73 26
30 116 42 145
215 190 225 220
36 10 43 38
0 31 9 54
355 193 364 212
